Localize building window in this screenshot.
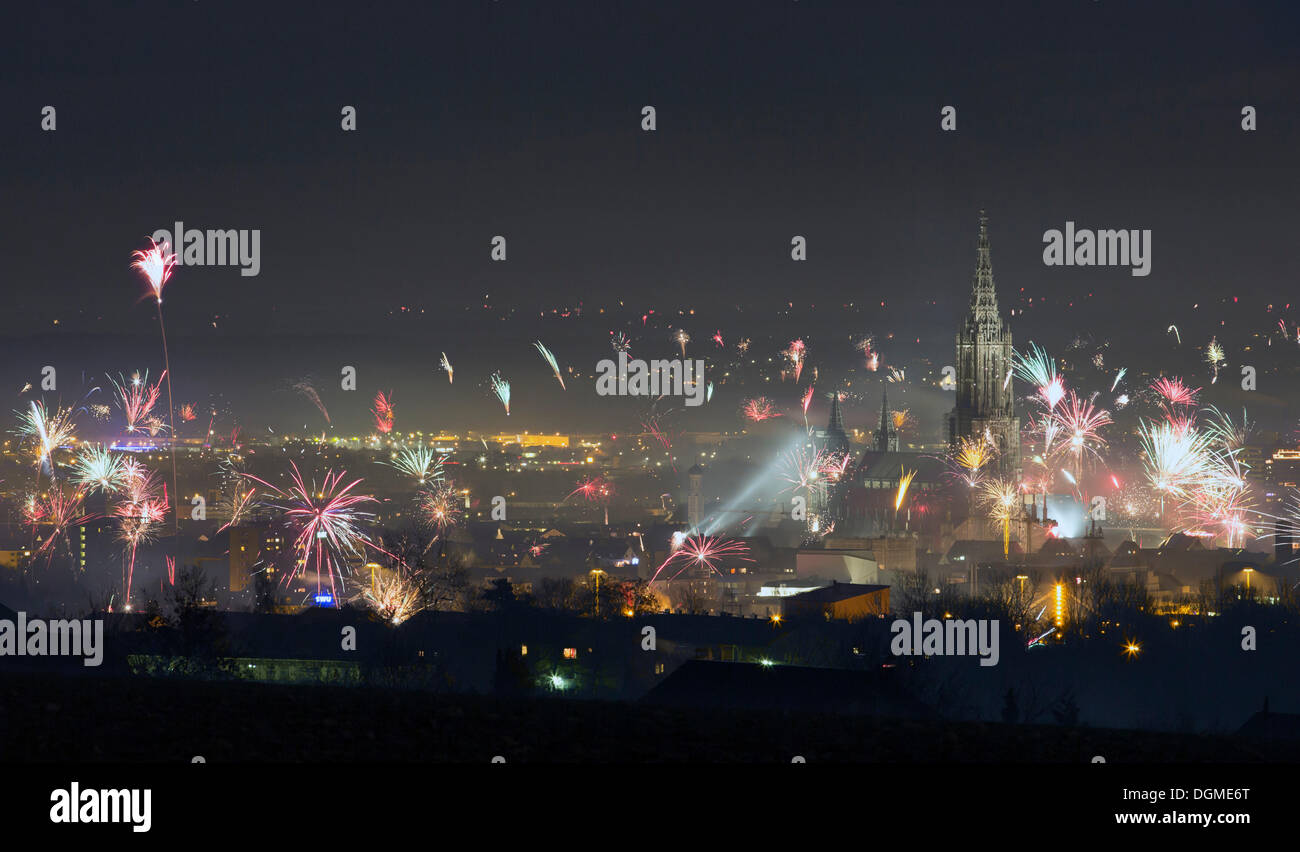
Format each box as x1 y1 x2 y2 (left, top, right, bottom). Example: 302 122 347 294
654 662 665 675
563 647 578 659
520 644 528 656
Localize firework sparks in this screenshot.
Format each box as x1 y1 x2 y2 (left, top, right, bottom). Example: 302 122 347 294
534 341 566 390
372 391 395 434
1205 336 1227 383
674 329 691 358
131 238 180 532
490 372 511 415
651 534 753 582
417 482 462 534
352 565 428 624
243 462 387 602
783 339 806 382
384 443 446 486
15 400 77 479
1151 377 1200 411
980 477 1022 557
440 352 454 383
1014 342 1064 410
72 444 126 494
742 396 779 422
895 467 917 512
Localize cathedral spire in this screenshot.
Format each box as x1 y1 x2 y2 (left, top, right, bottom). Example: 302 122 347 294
828 391 845 434
970 210 1001 326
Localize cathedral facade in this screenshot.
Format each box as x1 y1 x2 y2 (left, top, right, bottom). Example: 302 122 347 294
947 212 1020 475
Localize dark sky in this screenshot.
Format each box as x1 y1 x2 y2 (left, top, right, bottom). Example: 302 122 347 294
0 1 1297 434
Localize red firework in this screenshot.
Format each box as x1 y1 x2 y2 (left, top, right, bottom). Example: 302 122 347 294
372 391 395 433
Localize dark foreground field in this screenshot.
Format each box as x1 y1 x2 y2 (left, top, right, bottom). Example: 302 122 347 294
1 672 1294 763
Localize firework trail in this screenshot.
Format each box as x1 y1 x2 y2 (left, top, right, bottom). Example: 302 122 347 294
706 381 714 403
611 332 631 353
131 238 180 532
534 341 566 390
801 386 815 429
490 372 511 415
383 443 446 485
712 330 724 348
372 391 395 433
114 463 169 605
895 467 917 512
641 414 676 472
293 380 331 425
887 367 905 383
242 462 389 603
674 329 691 358
1204 406 1252 452
1111 367 1127 392
742 397 779 422
440 352 454 383
166 555 176 585
651 534 753 582
1167 324 1181 345
179 403 196 422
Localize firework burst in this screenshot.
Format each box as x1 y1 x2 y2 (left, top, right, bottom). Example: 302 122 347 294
650 534 753 582
384 443 446 486
371 391 395 434
243 463 386 602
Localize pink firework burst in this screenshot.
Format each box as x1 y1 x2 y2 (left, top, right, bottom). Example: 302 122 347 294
372 391 395 434
742 397 779 422
243 462 388 603
1151 377 1200 410
110 371 165 434
651 534 753 582
130 238 177 304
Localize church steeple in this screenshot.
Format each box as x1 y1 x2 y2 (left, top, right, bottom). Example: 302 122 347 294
949 210 1020 475
874 386 899 452
968 210 1003 330
823 392 849 457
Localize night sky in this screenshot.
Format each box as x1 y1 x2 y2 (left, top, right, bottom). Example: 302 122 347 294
1 1 1297 433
